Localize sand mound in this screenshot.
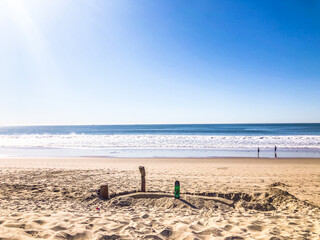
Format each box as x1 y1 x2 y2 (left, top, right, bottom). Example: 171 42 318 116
107 193 234 211
105 187 317 213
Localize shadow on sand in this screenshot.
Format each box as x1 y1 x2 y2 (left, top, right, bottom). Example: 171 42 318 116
178 198 198 209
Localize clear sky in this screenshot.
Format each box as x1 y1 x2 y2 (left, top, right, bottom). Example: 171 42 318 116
0 0 319 125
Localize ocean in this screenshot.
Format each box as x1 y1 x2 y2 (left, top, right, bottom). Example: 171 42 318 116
0 124 320 158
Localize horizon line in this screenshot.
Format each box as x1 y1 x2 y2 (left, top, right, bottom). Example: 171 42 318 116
0 122 320 127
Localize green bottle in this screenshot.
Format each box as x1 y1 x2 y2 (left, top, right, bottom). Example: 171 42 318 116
175 181 180 199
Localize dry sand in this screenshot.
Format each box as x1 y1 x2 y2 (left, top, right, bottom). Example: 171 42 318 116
0 157 319 239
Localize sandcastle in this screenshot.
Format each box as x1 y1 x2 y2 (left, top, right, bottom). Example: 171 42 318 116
97 166 312 212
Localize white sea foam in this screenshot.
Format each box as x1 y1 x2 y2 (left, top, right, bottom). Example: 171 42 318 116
0 134 319 150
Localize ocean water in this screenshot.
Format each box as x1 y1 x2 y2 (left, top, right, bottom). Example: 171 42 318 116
0 124 320 158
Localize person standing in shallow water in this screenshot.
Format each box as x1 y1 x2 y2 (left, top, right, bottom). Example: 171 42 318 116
274 146 277 158
257 147 260 157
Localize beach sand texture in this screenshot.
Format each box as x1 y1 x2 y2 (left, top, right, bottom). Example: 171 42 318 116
0 157 319 239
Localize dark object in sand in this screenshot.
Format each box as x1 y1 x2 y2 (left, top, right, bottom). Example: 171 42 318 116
175 181 180 199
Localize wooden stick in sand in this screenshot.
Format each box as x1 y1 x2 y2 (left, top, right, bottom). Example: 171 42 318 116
100 184 109 199
139 166 146 192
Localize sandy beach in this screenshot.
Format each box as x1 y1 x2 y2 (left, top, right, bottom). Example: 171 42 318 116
0 157 319 239
2 0 319 238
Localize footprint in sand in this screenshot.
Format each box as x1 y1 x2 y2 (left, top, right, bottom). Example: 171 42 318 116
25 230 41 238
269 237 282 240
224 224 233 231
85 223 94 229
247 224 264 232
33 219 47 225
4 223 26 229
160 226 173 238
94 233 122 240
141 214 149 219
50 225 68 231
143 234 162 240
54 231 88 240
194 227 222 237
224 237 244 240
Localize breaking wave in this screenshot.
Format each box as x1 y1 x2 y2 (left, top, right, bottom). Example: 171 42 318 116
0 134 319 150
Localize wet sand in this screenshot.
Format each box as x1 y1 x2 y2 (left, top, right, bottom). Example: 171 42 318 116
0 157 319 239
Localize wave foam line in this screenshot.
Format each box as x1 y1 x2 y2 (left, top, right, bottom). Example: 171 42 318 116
0 134 320 150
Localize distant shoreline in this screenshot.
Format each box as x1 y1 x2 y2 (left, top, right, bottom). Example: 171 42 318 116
1 147 320 158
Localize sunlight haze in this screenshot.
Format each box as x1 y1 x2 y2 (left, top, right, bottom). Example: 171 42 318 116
0 0 319 125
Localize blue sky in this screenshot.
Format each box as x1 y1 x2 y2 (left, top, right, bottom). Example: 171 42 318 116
0 0 319 125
